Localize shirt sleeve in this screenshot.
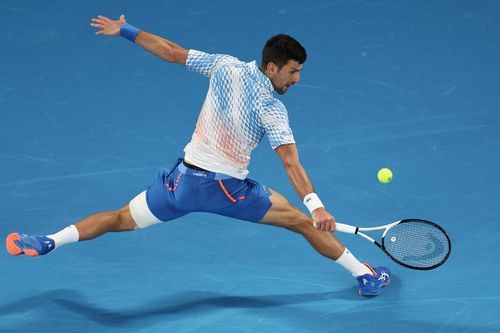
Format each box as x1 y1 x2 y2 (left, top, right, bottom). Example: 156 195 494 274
186 49 239 78
261 99 295 149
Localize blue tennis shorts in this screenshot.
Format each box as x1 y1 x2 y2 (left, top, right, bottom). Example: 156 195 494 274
129 158 273 228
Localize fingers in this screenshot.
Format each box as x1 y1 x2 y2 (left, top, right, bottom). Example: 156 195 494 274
90 22 105 29
97 15 112 22
90 17 105 32
91 17 107 26
313 220 326 231
90 15 117 28
313 219 335 232
90 14 125 37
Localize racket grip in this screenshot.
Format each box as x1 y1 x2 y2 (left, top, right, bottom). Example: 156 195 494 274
335 223 357 234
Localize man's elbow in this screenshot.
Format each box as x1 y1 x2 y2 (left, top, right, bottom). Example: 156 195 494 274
281 155 301 170
156 42 176 62
275 144 302 170
160 46 187 64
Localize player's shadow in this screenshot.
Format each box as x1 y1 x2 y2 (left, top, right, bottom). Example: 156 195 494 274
2 276 496 332
53 288 358 325
0 281 384 329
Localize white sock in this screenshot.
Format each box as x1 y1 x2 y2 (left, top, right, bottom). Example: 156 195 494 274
335 248 373 277
47 225 80 249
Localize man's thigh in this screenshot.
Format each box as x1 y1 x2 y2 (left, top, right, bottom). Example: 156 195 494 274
259 189 312 227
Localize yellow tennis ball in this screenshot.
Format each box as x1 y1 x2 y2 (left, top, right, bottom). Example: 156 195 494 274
377 168 393 184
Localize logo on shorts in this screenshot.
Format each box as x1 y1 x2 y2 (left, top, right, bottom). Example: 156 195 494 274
193 172 207 177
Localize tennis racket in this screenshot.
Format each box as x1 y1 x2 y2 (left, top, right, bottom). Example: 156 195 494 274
331 219 451 270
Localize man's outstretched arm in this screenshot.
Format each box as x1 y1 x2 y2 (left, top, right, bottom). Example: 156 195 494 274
90 14 188 65
274 143 336 232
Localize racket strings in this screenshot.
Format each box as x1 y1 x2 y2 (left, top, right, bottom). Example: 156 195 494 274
383 221 450 269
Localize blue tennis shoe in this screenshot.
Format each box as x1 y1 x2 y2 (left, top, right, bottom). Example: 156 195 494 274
6 233 55 257
356 264 391 297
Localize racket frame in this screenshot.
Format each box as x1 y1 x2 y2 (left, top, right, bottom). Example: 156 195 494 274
335 219 451 270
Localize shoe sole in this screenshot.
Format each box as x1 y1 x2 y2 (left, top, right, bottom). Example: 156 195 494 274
359 278 391 297
359 290 380 297
6 233 23 256
6 233 40 257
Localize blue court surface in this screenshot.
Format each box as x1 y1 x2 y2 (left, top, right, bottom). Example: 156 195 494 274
1 1 499 332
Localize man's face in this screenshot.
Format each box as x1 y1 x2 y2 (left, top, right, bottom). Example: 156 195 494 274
267 60 303 95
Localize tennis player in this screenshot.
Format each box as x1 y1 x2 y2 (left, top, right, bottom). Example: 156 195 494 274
6 14 391 296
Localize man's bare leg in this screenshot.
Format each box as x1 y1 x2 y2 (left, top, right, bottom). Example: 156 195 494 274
73 205 138 241
6 204 139 256
259 189 372 277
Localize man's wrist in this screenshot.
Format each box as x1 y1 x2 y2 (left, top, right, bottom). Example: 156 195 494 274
120 23 140 42
303 192 325 214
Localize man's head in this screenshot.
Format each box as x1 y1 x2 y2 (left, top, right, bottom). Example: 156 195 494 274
261 34 307 95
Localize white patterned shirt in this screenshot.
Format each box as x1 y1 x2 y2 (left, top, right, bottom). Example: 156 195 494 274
183 49 295 179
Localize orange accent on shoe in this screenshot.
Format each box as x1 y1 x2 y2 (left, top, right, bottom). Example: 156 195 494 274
23 249 40 257
218 179 237 203
6 233 23 256
364 263 377 275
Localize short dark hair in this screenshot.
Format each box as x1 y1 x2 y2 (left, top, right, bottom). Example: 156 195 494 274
261 34 307 68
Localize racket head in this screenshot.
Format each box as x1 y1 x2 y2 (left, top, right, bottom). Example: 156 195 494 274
381 219 451 270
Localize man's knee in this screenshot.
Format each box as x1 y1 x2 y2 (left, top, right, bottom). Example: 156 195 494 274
117 206 139 231
261 193 313 232
282 209 313 233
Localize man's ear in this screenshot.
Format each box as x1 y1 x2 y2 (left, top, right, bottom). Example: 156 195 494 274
266 62 278 75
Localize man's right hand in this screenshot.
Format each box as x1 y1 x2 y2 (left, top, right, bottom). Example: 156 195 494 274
91 15 126 36
312 207 336 232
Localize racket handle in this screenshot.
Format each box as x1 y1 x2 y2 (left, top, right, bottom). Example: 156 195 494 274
312 221 357 234
334 223 357 234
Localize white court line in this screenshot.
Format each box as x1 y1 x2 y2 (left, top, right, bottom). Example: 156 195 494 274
0 167 153 188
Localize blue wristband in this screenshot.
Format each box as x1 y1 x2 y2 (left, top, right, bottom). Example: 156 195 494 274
120 23 140 43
